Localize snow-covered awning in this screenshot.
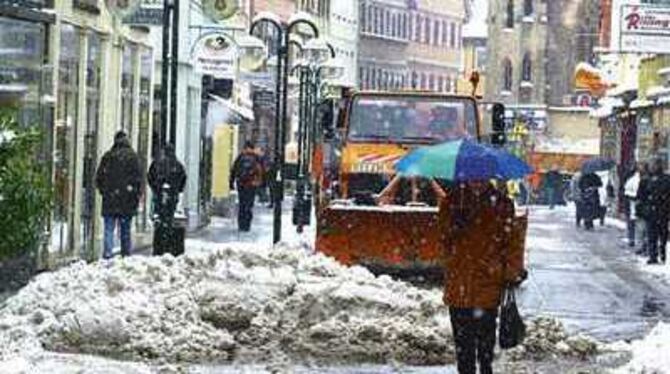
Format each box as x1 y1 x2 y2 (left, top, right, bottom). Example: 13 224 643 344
631 99 654 109
209 94 254 121
658 96 670 105
599 96 624 108
590 105 614 118
646 85 670 99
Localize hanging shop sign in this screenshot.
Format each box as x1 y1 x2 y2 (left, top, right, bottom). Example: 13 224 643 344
619 5 670 53
202 0 238 22
123 0 163 25
193 34 238 79
105 0 142 19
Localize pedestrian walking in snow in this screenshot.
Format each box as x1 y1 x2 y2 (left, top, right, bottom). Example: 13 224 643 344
148 144 186 256
95 131 143 259
634 163 652 255
230 141 264 232
544 167 562 209
570 172 583 227
578 172 602 231
639 158 670 264
624 164 646 251
436 182 526 374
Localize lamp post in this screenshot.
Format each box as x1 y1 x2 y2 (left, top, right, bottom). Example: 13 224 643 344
291 47 345 233
250 12 320 244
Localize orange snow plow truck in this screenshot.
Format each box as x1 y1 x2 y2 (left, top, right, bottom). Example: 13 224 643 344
312 91 523 277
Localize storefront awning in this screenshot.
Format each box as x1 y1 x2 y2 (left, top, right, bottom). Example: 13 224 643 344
630 99 654 109
209 94 254 121
590 105 613 118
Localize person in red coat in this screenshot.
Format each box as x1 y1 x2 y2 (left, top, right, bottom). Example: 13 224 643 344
437 181 525 374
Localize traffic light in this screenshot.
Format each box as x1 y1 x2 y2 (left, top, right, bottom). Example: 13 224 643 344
491 103 506 146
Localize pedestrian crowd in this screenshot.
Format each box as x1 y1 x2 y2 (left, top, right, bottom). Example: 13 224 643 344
624 158 670 265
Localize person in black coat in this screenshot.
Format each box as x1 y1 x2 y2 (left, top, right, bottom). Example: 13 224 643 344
148 144 186 256
95 131 143 259
578 172 602 231
639 158 670 264
544 167 562 209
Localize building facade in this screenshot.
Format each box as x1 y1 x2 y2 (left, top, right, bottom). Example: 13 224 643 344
406 0 465 92
486 0 600 132
358 0 410 91
1 0 156 266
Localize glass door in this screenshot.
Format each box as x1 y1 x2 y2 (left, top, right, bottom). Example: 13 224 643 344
52 24 80 253
79 31 102 261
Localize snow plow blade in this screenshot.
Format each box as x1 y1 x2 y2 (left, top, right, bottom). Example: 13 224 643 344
316 205 443 277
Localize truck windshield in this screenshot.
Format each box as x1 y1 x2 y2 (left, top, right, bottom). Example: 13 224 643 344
348 95 478 143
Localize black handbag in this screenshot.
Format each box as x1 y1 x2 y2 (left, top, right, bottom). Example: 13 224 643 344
498 286 526 349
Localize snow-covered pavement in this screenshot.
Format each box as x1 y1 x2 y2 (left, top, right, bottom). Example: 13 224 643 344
2 203 670 372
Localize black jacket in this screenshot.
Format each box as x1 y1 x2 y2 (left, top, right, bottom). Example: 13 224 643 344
545 170 562 190
148 154 186 197
95 140 143 216
640 173 670 220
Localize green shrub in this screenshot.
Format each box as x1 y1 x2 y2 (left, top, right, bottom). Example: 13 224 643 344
0 106 52 262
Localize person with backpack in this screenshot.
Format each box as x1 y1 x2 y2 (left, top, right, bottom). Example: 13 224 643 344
230 141 263 231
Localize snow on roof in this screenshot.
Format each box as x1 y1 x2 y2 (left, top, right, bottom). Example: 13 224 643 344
534 137 600 156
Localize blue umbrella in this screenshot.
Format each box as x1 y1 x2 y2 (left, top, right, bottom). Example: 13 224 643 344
581 157 615 174
394 139 533 181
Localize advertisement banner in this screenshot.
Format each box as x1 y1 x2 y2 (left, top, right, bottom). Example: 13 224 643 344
620 5 670 53
193 34 238 79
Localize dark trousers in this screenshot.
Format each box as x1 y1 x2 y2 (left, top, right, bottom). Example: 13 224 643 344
648 217 668 262
238 187 257 231
449 307 498 374
153 194 178 256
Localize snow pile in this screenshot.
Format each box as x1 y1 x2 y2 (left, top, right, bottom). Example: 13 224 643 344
612 322 670 374
505 317 599 361
0 244 453 366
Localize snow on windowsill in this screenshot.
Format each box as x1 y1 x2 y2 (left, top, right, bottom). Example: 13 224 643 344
500 90 512 97
522 16 535 23
520 81 534 88
503 28 514 33
540 15 548 23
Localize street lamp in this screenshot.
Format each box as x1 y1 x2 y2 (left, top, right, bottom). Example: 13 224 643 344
250 11 320 244
290 46 343 233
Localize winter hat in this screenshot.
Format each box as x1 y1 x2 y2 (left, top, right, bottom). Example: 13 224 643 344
114 131 127 143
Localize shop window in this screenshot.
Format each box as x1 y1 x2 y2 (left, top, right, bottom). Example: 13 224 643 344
136 48 153 232
121 44 137 137
53 23 81 253
524 0 533 16
80 31 103 258
506 0 514 28
503 58 513 91
391 13 396 37
522 52 532 82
